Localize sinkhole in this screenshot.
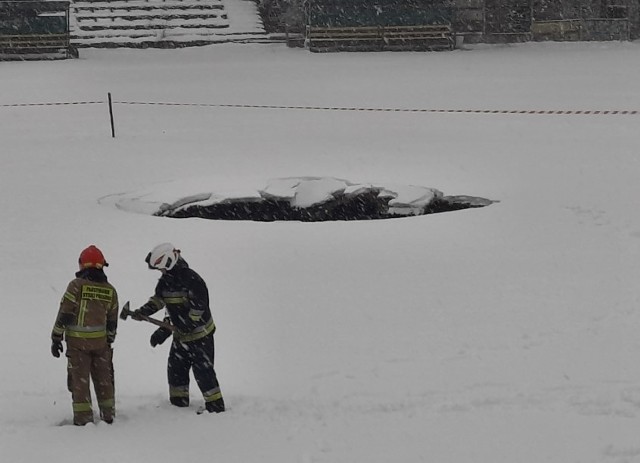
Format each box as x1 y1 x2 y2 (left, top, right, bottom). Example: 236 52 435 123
151 177 495 222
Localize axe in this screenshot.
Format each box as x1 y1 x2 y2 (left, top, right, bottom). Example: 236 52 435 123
120 301 175 331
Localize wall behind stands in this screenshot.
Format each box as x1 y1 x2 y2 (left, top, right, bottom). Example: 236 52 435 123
306 0 455 27
453 0 640 41
262 0 640 41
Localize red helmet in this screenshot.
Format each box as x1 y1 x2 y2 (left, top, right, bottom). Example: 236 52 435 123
78 245 108 270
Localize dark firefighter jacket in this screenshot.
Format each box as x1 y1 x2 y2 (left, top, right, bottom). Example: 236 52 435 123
52 268 119 348
139 258 216 342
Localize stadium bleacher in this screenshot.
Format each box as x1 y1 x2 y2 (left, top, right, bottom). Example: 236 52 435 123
70 0 267 48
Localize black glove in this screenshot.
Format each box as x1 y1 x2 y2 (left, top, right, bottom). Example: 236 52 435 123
131 309 145 321
51 340 63 358
150 328 172 347
107 334 116 345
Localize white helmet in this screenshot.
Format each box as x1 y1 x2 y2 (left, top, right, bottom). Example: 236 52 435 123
146 243 180 271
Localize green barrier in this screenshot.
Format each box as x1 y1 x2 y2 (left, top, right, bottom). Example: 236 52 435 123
0 1 69 34
0 16 66 35
0 1 73 59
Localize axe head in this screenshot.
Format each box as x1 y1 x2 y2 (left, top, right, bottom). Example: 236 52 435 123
119 301 131 321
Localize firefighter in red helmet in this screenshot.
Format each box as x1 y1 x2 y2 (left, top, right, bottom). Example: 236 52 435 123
51 245 120 425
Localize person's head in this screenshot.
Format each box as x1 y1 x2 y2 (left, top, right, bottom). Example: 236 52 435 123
78 245 108 271
145 243 180 273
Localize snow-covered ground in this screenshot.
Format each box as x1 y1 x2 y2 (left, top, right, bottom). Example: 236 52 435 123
3 40 640 463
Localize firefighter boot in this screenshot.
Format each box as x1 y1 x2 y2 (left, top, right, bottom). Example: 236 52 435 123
170 396 189 407
72 401 94 425
73 409 94 426
205 397 225 413
100 404 115 424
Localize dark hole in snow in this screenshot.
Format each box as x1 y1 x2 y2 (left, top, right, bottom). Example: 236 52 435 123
153 178 495 222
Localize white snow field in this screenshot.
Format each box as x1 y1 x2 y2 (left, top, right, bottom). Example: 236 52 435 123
2 40 640 463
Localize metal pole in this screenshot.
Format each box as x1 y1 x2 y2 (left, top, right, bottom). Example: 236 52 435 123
108 92 115 138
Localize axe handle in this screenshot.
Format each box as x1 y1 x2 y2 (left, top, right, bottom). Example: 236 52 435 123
124 307 175 332
138 313 175 332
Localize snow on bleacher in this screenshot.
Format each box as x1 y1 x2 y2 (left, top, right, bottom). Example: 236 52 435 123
70 0 266 47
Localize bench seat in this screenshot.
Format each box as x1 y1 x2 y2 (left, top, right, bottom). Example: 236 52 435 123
307 24 454 52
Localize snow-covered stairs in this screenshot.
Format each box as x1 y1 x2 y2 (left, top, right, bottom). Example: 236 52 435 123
70 0 267 48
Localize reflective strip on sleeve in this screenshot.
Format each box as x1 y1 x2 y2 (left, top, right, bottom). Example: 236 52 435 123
188 309 204 321
52 326 65 336
106 320 118 336
63 292 77 303
149 296 164 310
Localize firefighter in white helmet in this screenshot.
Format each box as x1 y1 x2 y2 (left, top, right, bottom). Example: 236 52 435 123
133 243 225 413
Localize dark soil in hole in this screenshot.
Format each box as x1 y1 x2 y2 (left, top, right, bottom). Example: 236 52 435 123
160 192 494 222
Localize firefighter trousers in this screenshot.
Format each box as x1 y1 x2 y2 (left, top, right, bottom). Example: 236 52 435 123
66 343 115 425
167 334 222 407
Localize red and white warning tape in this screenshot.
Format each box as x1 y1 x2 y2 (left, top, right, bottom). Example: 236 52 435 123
1 100 638 115
0 101 105 107
115 102 640 115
